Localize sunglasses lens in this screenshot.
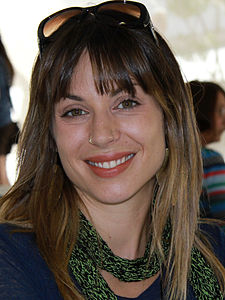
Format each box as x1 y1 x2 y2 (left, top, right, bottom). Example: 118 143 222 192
98 3 141 19
43 9 82 37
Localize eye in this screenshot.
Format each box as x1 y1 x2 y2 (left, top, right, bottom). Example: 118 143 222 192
63 108 88 117
117 99 140 110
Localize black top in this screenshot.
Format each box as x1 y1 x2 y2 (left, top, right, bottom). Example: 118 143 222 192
0 223 225 299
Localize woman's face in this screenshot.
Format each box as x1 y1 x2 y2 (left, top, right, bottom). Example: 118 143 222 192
212 91 225 142
53 52 165 206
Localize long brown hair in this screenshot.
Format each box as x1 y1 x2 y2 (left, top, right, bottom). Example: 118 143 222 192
0 12 225 300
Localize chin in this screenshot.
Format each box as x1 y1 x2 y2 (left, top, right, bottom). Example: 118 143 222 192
95 193 134 205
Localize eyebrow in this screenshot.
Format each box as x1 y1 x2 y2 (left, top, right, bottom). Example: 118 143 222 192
65 87 135 101
65 94 83 101
110 85 137 97
110 88 124 97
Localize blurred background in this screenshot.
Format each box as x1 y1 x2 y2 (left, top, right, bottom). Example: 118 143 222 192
0 0 225 184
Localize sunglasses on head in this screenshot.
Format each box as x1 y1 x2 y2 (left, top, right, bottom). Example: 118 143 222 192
38 0 159 55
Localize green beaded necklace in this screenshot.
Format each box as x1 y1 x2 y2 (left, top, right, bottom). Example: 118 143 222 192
69 213 223 299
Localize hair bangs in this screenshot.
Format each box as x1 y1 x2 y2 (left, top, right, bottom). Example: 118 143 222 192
46 18 162 104
86 25 159 97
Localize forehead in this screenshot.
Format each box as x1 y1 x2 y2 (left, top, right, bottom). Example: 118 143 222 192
70 51 93 86
69 50 136 96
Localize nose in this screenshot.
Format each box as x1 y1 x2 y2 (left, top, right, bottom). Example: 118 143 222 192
89 112 120 147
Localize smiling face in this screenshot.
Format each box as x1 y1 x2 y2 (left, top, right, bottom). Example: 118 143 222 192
53 52 165 207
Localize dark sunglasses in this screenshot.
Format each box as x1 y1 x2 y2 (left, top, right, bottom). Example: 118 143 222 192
38 0 158 54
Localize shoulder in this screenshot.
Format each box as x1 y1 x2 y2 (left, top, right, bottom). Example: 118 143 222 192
0 223 43 265
0 223 36 248
199 222 225 265
202 148 225 166
201 149 225 178
0 223 62 300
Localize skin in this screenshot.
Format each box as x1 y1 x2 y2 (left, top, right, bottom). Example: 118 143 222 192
53 51 166 296
0 155 10 185
202 91 225 145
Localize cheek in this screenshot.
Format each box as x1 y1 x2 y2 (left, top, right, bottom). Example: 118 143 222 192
123 115 165 153
140 115 165 162
214 117 222 130
137 113 164 141
53 121 86 157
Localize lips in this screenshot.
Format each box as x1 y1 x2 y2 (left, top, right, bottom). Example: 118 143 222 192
85 153 135 178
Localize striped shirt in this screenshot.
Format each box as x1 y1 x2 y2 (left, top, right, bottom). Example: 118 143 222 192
201 148 225 228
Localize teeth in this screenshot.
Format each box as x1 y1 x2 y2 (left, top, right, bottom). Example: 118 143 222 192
110 160 116 168
88 154 134 169
103 162 109 169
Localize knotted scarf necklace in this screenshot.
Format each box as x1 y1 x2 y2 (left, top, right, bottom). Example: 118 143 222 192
69 212 223 299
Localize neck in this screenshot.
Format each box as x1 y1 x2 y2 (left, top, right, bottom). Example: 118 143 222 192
79 193 152 260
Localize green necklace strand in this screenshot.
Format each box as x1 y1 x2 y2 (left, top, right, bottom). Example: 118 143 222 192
69 212 223 299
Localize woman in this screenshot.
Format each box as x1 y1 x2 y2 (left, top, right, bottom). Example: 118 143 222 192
0 36 19 186
189 80 225 226
0 2 225 299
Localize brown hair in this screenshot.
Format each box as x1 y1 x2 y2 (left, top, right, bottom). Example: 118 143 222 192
189 80 225 132
1 12 225 300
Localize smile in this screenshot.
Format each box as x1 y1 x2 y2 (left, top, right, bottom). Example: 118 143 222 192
87 154 134 169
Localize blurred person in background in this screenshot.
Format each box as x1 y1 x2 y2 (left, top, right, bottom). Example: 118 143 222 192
0 36 19 188
189 80 225 228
